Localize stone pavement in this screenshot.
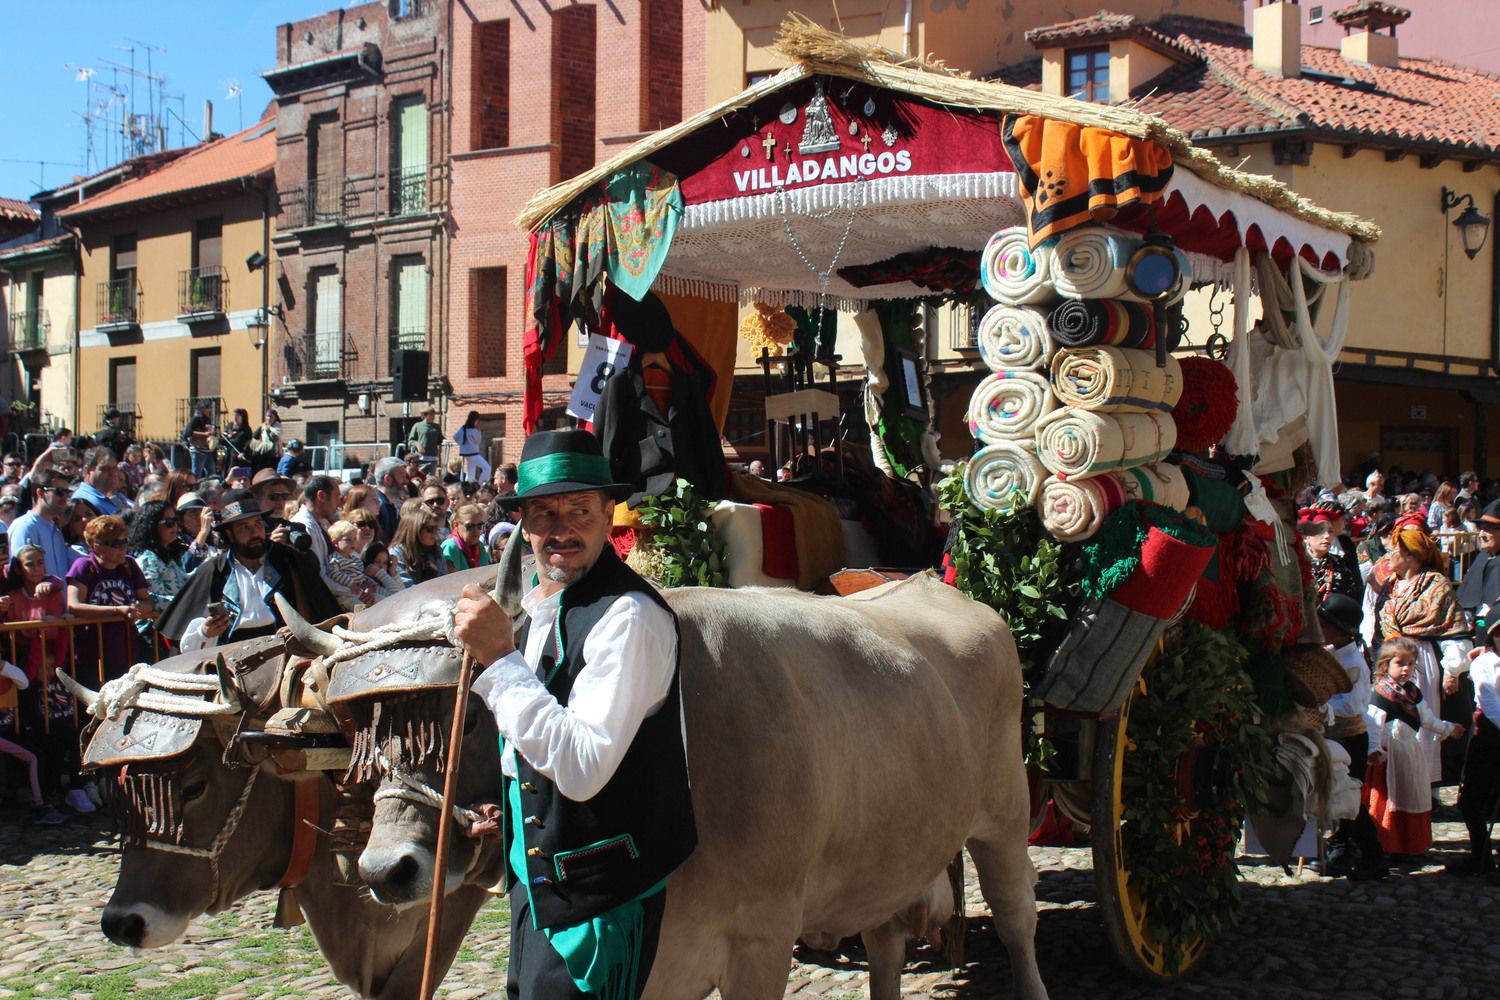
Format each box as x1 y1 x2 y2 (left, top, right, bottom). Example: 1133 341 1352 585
2 790 1497 998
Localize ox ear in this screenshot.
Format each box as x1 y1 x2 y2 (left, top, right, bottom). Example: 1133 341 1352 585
275 593 342 656
57 669 99 712
213 653 243 712
494 520 525 618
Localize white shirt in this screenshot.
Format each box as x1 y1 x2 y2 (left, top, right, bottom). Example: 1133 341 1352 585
1471 649 1500 723
471 581 678 802
454 426 483 457
180 557 278 651
291 506 353 601
1325 641 1379 755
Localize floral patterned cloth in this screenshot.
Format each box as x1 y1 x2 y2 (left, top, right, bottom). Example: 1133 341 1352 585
1377 569 1468 642
524 164 683 432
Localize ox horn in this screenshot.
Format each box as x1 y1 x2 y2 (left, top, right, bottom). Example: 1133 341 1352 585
493 519 525 618
274 593 342 656
213 653 243 712
56 669 100 711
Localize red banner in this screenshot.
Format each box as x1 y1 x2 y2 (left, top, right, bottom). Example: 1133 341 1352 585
679 78 1012 206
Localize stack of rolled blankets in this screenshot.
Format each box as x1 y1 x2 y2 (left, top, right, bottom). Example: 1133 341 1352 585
966 224 1192 541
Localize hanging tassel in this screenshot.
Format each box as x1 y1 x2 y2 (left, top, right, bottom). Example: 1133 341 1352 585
273 888 306 928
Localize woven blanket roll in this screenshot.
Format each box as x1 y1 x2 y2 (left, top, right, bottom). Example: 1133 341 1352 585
1035 409 1176 479
1039 475 1127 542
980 227 1057 306
1051 347 1183 412
1047 298 1157 349
968 370 1056 443
977 304 1053 371
965 441 1045 512
1111 462 1189 509
1050 228 1134 299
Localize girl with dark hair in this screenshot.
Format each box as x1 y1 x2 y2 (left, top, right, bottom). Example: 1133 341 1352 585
453 410 490 484
127 500 190 612
388 507 448 587
362 540 405 599
224 408 253 467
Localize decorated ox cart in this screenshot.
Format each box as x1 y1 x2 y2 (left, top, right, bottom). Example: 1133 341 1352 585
66 16 1379 999
514 16 1377 983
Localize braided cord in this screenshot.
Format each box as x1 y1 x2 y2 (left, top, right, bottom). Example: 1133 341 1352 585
90 663 240 720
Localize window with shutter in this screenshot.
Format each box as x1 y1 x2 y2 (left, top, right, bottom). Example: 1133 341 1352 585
392 96 428 215
312 269 342 376
393 256 427 358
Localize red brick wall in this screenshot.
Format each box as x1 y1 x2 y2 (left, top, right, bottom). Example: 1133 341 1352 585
554 5 598 182
644 0 683 131
472 19 510 150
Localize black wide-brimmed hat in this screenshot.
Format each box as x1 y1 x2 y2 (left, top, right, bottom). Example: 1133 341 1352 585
1479 499 1500 528
610 289 676 354
499 429 632 508
218 489 269 526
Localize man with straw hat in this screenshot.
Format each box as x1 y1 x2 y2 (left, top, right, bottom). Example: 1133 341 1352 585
451 429 696 999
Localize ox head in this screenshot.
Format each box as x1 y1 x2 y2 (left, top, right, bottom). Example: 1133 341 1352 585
278 526 526 908
70 640 307 949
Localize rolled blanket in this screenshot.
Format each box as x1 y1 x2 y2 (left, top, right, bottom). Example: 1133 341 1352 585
1034 409 1176 479
1171 356 1239 452
1046 298 1157 350
964 442 1045 513
1038 475 1127 543
1051 346 1183 413
968 370 1056 443
977 304 1053 371
980 227 1057 306
1050 228 1134 299
1111 462 1189 509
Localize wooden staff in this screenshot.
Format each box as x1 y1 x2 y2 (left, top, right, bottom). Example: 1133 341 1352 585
419 648 475 1000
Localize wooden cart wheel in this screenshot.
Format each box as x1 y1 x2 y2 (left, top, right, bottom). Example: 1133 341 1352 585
1090 680 1207 982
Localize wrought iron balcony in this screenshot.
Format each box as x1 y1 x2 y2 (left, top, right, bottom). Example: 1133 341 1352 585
178 265 228 321
390 165 427 217
8 308 48 352
97 278 140 332
280 176 348 230
310 330 345 378
176 396 225 433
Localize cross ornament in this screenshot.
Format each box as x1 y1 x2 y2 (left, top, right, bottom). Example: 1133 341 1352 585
860 133 872 151
762 132 777 160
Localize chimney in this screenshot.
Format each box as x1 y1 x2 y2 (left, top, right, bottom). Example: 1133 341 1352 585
1334 1 1410 69
203 100 214 141
1252 2 1302 79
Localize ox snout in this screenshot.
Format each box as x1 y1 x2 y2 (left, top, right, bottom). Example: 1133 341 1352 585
359 843 434 908
101 902 189 949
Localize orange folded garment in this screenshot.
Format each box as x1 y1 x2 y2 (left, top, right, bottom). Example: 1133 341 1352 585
1002 114 1174 245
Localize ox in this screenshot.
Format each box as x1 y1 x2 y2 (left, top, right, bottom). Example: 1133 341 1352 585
68 638 493 999
286 542 1048 999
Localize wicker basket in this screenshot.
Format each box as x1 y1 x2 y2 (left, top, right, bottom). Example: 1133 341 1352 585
1283 644 1353 708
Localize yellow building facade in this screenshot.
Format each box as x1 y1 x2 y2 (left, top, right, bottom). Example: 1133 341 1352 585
0 236 78 434
61 125 276 444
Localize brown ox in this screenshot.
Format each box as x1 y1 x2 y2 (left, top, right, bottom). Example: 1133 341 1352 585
69 639 491 999
286 542 1048 1000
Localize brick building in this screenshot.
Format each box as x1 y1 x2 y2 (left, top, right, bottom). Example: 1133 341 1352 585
263 0 450 470
445 0 704 465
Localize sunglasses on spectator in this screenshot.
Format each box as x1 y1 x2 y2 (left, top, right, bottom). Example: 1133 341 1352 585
420 524 438 533
160 519 178 528
3 460 22 467
267 491 292 502
94 539 126 550
423 497 448 507
461 520 484 530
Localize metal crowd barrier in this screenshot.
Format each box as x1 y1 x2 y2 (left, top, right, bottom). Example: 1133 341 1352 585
0 613 164 735
1434 530 1481 581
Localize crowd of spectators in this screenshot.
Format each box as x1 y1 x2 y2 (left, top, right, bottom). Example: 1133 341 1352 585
0 413 520 825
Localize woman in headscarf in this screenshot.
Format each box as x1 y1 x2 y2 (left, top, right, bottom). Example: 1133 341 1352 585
1300 500 1363 603
1362 515 1473 784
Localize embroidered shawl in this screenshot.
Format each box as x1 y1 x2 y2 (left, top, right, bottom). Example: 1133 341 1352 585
1378 569 1468 642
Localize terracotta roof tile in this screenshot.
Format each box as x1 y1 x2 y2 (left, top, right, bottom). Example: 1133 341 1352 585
0 197 37 223
1025 11 1138 47
59 120 274 219
1132 15 1500 155
0 234 72 262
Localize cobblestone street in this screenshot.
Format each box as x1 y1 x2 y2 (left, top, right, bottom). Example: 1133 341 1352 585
3 789 1497 998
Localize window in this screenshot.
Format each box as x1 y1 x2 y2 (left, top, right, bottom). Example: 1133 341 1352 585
746 71 776 87
190 348 221 400
469 266 506 378
471 19 510 151
310 269 342 376
392 95 428 215
1309 6 1324 25
109 357 137 412
309 115 342 224
185 217 225 315
643 0 682 130
553 4 596 180
104 234 138 326
1065 46 1110 102
392 256 428 362
390 0 425 20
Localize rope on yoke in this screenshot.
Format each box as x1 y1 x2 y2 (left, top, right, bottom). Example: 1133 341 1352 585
370 746 498 839
137 767 260 902
84 663 242 720
323 607 460 667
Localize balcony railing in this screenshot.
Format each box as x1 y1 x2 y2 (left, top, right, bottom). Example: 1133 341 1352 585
175 397 225 435
310 330 344 378
178 265 228 320
390 165 427 216
97 278 140 331
98 404 141 437
280 175 349 230
7 309 48 352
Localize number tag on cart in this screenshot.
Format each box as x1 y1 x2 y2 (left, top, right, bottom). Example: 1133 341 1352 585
567 333 635 422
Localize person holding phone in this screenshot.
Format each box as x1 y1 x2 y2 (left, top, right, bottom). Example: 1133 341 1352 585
156 490 339 651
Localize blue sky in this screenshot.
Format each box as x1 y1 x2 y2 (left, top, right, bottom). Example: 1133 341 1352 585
0 1 349 199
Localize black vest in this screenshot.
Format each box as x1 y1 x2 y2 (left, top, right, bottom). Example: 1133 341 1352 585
506 549 697 929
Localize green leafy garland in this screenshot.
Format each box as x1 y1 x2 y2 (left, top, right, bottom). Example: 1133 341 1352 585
936 471 1077 769
631 479 729 588
1119 620 1275 974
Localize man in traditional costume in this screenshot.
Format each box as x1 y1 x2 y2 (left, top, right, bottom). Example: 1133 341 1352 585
158 490 340 651
1447 617 1500 884
1457 500 1500 647
452 429 696 999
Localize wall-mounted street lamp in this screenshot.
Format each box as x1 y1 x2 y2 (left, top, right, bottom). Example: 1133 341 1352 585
245 304 283 349
1441 186 1491 260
